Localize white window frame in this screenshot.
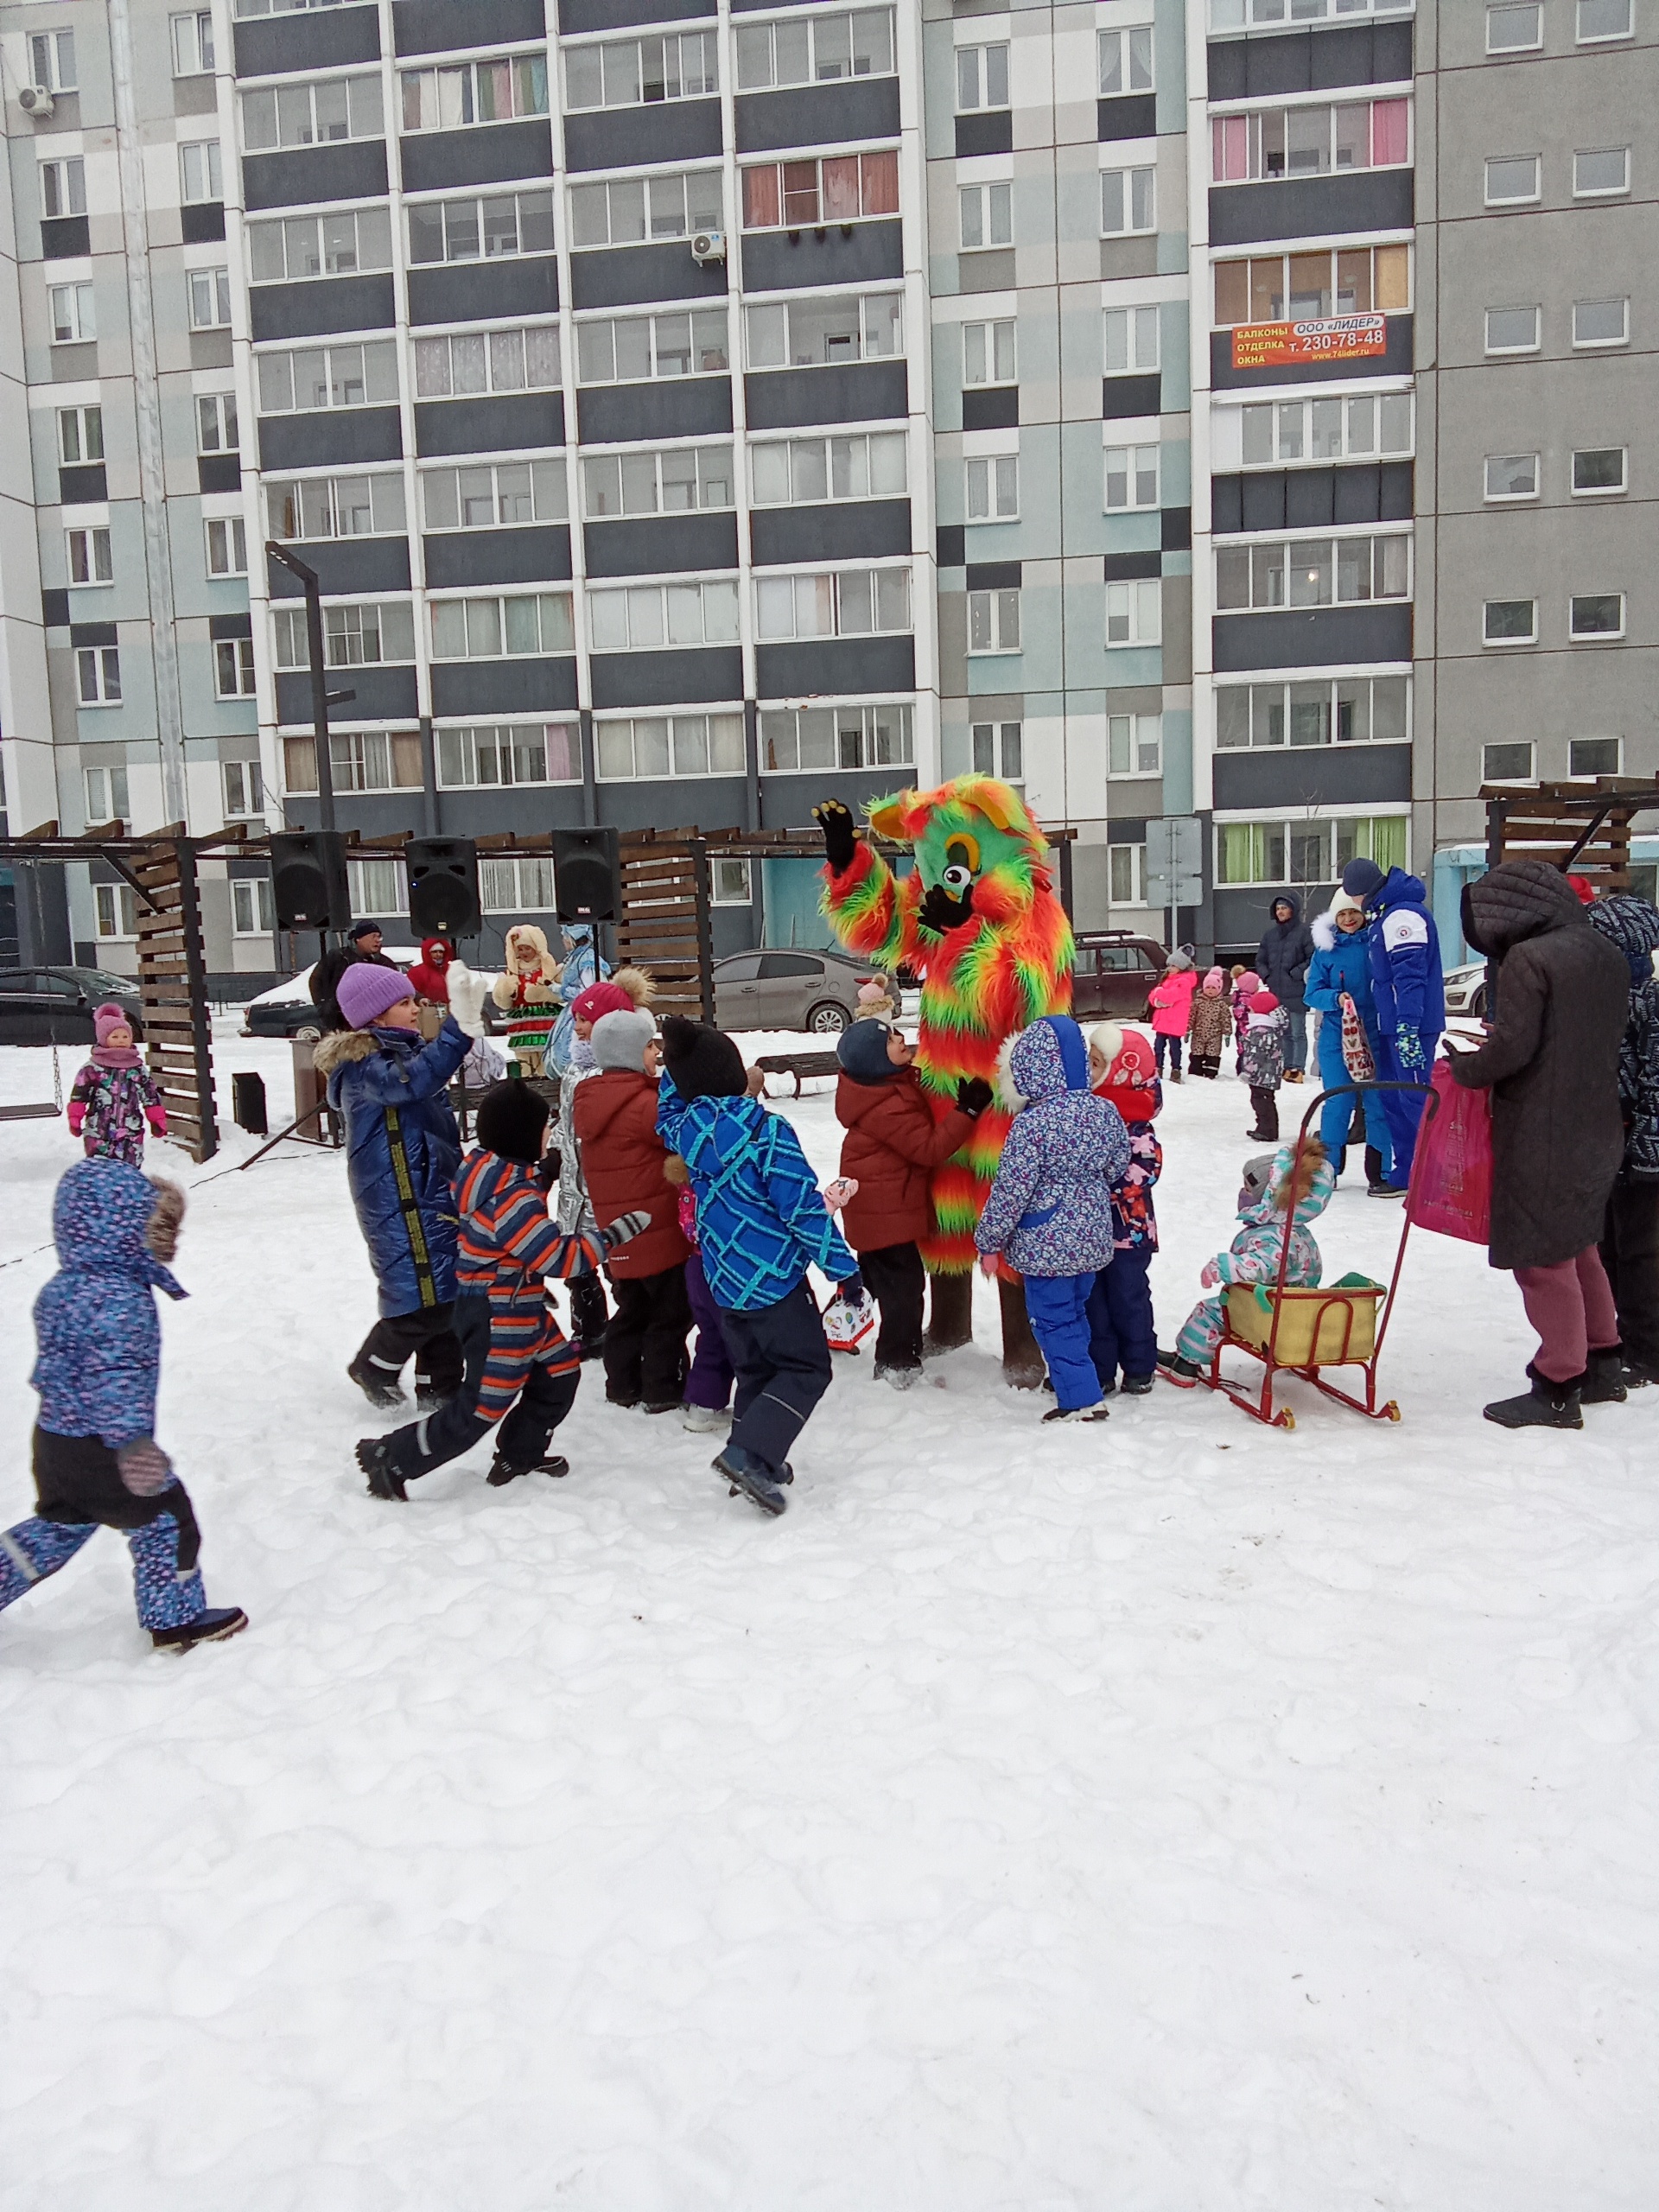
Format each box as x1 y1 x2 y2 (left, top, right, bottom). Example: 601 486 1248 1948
180 140 223 204
970 720 1023 783
1209 96 1413 187
95 882 138 938
1573 147 1630 198
77 645 122 704
741 149 899 232
594 712 747 782
1213 813 1410 892
1214 531 1412 614
1104 442 1159 512
85 761 129 823
205 515 247 576
48 282 95 345
435 721 582 790
569 168 723 251
1569 592 1626 641
1103 304 1160 375
733 8 896 92
1484 304 1541 355
171 10 214 75
1482 741 1536 784
248 207 395 285
428 593 575 661
1571 447 1628 497
575 307 730 385
67 524 112 585
1108 713 1162 779
757 702 914 774
1483 598 1538 647
347 855 410 917
563 29 721 112
197 391 238 454
479 853 556 915
29 29 77 92
1217 390 1414 469
420 459 568 532
40 156 86 219
967 587 1020 655
956 42 1009 112
711 855 754 906
223 760 265 817
405 190 555 268
59 404 104 463
1098 26 1153 96
1107 577 1161 647
1109 843 1147 907
215 636 257 697
273 601 417 670
232 874 276 936
752 569 910 644
1484 154 1541 207
748 429 906 509
239 74 384 154
188 268 233 331
1484 453 1540 502
411 323 560 399
963 317 1016 385
323 730 424 796
1214 674 1412 751
267 471 408 542
1485 3 1542 51
1101 165 1155 238
582 443 734 519
1568 735 1624 777
590 579 741 652
965 452 1019 521
256 341 399 415
1572 297 1629 350
399 52 550 133
959 181 1013 252
1577 0 1633 43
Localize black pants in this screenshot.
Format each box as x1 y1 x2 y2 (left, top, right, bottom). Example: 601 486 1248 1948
860 1241 926 1371
385 1294 580 1482
722 1280 834 1473
1190 1052 1220 1079
31 1426 201 1569
353 1304 463 1398
1600 1177 1659 1376
605 1263 692 1408
569 1270 608 1353
1249 1087 1280 1140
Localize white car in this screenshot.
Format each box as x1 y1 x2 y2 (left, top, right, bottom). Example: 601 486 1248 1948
1441 960 1488 1020
241 948 422 1040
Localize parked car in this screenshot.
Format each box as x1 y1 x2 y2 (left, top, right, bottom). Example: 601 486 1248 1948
1441 960 1488 1020
714 947 871 1034
1067 931 1168 1020
242 949 419 1041
0 967 144 1046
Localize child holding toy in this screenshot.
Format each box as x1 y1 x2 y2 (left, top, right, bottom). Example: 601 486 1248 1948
1157 1141 1335 1386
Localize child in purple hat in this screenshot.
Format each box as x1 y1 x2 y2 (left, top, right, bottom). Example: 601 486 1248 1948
67 1002 166 1164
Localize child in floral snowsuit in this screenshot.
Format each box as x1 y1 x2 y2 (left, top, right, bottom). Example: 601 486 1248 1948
1238 988 1288 1141
1158 1141 1335 1384
1084 1024 1162 1395
68 1003 165 1165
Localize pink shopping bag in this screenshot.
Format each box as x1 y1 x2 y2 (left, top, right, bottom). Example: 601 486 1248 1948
1405 1060 1492 1243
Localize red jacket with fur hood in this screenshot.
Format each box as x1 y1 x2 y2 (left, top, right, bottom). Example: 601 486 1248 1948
835 1070 974 1251
571 1071 689 1277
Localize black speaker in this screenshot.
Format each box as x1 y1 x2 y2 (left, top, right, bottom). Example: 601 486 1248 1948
552 826 621 923
407 836 480 938
270 830 350 931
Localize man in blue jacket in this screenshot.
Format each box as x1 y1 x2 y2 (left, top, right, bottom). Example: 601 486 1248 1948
1342 857 1446 1185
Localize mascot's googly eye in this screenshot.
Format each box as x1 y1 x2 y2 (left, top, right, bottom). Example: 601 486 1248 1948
941 863 974 896
940 833 981 897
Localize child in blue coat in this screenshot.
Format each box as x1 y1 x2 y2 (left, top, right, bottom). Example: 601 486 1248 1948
0 1162 247 1652
1305 889 1395 1192
975 1016 1130 1423
1158 1141 1336 1384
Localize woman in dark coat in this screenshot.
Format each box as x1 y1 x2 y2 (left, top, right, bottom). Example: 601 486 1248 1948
1451 861 1629 1428
1255 893 1314 1077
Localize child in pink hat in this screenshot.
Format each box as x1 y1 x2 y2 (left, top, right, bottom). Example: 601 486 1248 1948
67 1003 166 1164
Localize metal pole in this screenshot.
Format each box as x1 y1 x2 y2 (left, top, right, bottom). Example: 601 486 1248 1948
265 543 335 835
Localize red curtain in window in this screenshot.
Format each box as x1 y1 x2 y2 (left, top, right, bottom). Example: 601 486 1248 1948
742 164 780 229
782 160 820 225
1371 99 1408 168
859 148 899 215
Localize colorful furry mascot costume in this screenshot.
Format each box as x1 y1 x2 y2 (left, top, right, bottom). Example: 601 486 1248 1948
817 778 1073 1380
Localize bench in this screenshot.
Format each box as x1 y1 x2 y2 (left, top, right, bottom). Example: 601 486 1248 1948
753 1050 842 1097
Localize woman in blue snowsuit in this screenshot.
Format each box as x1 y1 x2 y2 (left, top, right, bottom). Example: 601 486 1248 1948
547 922 608 1079
1304 888 1395 1192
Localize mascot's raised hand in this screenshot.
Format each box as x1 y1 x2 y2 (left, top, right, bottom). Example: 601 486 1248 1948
813 798 858 876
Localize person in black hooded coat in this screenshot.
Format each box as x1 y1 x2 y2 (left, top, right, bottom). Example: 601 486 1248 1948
1587 891 1659 1383
1451 861 1629 1427
1255 893 1314 1077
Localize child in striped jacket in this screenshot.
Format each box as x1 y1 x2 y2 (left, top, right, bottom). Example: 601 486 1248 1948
356 1084 649 1499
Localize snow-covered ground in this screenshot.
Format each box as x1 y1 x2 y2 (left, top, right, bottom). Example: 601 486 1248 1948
2 1024 1656 2210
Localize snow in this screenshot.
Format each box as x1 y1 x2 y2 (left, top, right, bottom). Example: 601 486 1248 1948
2 1027 1656 2210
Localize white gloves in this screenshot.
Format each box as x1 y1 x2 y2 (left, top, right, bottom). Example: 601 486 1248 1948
448 960 491 1040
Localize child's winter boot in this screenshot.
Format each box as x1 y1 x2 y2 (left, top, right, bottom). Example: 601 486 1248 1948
347 1356 404 1409
682 1402 732 1433
714 1443 790 1516
1482 1365 1584 1430
356 1434 411 1498
1156 1346 1202 1387
152 1606 249 1653
1040 1400 1110 1423
486 1451 569 1485
1580 1346 1629 1405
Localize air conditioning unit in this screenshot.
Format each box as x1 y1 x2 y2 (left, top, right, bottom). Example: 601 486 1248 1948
18 86 55 118
690 229 727 264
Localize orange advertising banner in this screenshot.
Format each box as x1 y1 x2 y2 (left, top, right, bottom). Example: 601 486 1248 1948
1230 314 1389 371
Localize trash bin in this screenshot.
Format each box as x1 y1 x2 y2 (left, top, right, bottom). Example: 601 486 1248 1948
232 1071 269 1135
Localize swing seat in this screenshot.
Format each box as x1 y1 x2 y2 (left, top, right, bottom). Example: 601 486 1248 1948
1225 1277 1384 1367
0 1103 62 1122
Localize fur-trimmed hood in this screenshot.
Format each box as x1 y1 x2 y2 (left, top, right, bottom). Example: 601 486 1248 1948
313 1027 383 1078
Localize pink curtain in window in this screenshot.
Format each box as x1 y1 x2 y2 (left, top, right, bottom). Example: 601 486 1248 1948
782 161 820 225
859 149 899 216
1371 99 1408 168
821 156 861 221
742 164 780 229
1212 115 1247 183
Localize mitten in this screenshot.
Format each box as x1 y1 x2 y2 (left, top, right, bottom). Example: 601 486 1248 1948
146 1104 168 1135
67 1101 86 1137
812 798 857 874
536 1149 562 1193
1395 1023 1426 1075
117 1439 174 1497
956 1076 995 1118
600 1209 652 1253
838 1271 866 1301
1200 1259 1221 1289
447 959 490 1039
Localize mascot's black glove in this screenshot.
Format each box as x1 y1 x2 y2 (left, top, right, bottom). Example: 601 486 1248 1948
813 798 857 874
955 1077 995 1120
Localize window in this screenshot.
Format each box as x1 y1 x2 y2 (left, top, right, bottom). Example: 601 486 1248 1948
1101 167 1154 237
232 875 276 936
422 460 567 531
583 445 733 518
1216 816 1406 888
1211 245 1410 326
29 30 76 92
1484 598 1537 645
1215 532 1410 612
570 168 721 250
1109 844 1146 906
1483 741 1535 782
1578 0 1633 40
575 308 728 384
41 157 85 219
1484 453 1539 500
963 319 1016 385
240 75 383 151
1103 305 1160 374
1573 447 1627 495
49 283 94 344
273 601 416 668
753 568 910 641
1213 0 1413 19
1108 714 1162 777
180 141 222 203
437 722 580 788
429 593 575 659
188 270 232 331
966 453 1019 520
67 525 112 584
967 588 1020 654
1216 390 1413 468
1574 148 1630 197
1098 27 1153 95
78 645 121 704
1104 443 1159 512
564 30 719 109
412 323 559 397
59 404 103 463
595 714 745 780
205 517 247 575
347 856 409 916
257 342 397 413
1486 3 1542 48
746 291 900 369
216 638 257 696
268 474 407 542
85 763 129 822
400 54 549 132
735 9 895 90
712 858 753 906
957 44 1009 111
1484 304 1540 353
326 730 423 793
171 10 214 74
248 207 394 283
750 430 906 508
960 181 1013 251
95 883 138 938
224 760 264 817
741 150 899 234
480 854 556 914
1211 98 1410 184
592 579 741 650
408 191 554 265
1570 736 1623 775
971 721 1023 782
238 0 362 16
1215 676 1408 749
1484 154 1540 205
1107 578 1161 646
1573 298 1629 348
1570 594 1625 640
759 702 912 772
196 392 238 453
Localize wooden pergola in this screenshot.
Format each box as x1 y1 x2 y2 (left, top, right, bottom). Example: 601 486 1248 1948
1483 777 1659 887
